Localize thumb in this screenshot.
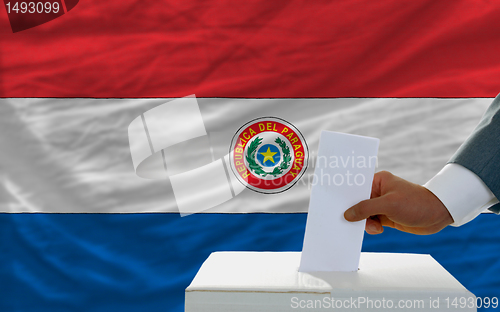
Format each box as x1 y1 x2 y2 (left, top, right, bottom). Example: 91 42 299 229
344 196 390 222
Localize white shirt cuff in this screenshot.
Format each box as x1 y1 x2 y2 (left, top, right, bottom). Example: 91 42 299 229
423 163 499 227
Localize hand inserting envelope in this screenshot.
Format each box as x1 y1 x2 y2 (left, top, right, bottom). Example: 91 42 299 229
299 131 380 272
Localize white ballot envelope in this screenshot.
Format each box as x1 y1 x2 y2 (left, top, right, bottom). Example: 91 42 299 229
299 131 379 272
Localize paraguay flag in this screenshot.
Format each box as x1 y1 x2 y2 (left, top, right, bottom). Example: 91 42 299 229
1 1 500 311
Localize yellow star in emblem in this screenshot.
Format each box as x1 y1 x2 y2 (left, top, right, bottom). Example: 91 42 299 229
260 147 277 164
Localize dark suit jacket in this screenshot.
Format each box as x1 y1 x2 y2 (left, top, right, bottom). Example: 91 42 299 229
449 94 500 213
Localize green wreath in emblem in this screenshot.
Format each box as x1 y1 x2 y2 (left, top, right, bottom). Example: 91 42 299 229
246 136 292 177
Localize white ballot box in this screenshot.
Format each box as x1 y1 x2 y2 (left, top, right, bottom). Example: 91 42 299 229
185 252 476 312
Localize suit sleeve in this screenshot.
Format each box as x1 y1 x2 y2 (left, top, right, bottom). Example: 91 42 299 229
448 94 500 214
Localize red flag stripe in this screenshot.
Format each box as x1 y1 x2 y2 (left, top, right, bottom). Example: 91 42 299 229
1 0 499 98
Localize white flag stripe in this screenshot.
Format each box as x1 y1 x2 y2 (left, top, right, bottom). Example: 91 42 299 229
128 113 167 180
224 154 246 197
164 136 214 176
170 159 233 215
129 96 212 181
138 152 167 180
0 98 492 213
127 115 152 173
131 96 238 213
143 95 206 154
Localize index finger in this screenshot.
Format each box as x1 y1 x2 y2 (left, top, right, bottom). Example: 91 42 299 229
344 196 392 222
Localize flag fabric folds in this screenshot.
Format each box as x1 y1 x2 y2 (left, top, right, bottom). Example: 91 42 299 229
1 1 500 312
2 1 500 98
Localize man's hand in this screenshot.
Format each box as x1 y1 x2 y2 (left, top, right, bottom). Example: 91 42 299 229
344 171 454 235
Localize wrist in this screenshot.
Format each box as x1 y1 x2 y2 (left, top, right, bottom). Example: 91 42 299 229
422 186 454 230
